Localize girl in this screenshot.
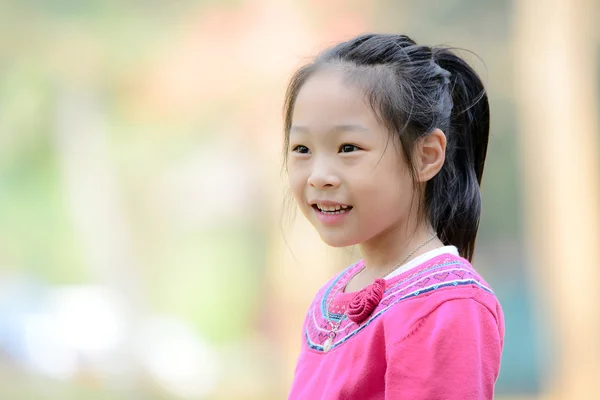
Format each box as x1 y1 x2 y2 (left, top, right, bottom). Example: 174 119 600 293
284 34 504 399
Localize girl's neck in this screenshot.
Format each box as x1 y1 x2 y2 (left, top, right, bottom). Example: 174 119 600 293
358 222 444 279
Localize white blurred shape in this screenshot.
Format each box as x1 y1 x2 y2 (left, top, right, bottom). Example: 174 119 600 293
20 285 125 380
50 286 123 355
22 313 77 380
138 316 219 399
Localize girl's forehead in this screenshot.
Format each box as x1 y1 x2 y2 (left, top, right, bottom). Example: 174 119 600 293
292 70 378 129
295 69 362 103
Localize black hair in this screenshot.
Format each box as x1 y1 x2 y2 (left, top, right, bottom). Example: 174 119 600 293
283 34 490 261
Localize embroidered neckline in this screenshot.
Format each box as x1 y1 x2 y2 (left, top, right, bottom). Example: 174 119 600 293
327 252 460 317
320 260 365 321
306 253 493 353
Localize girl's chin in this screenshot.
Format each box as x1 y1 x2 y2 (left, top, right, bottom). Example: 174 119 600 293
317 232 360 248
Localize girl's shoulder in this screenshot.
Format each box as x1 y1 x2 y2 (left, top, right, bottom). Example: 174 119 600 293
381 252 504 339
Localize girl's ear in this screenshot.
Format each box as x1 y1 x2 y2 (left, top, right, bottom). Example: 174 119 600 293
415 129 446 182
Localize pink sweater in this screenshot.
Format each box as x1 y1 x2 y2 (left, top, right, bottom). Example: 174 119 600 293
288 252 505 400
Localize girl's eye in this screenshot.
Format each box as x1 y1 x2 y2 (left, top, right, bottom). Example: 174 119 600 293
292 145 310 154
339 144 361 153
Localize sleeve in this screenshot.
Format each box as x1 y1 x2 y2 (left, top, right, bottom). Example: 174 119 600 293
385 297 503 400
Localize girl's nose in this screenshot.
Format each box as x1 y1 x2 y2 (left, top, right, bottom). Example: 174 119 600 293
307 162 341 189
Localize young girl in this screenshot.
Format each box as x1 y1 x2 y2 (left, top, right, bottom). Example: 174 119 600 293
284 34 504 399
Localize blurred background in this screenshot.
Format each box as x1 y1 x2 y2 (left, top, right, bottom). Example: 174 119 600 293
0 0 598 399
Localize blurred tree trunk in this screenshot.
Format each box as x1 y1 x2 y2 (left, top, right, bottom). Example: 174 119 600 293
53 88 145 395
514 0 600 398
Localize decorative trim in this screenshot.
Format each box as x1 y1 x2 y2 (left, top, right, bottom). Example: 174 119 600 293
304 256 494 353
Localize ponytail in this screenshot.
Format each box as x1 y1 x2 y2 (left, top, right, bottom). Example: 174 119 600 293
428 48 490 261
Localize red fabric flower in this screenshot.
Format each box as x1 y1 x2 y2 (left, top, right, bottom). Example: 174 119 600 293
347 278 386 324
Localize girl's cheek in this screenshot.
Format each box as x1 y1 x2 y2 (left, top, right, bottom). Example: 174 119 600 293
289 172 306 197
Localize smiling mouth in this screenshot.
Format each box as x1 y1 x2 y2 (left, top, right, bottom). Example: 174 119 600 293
312 204 353 214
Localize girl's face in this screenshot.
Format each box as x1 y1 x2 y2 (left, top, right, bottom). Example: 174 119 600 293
287 69 417 248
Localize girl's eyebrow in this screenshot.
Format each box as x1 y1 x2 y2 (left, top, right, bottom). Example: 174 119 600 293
290 124 370 134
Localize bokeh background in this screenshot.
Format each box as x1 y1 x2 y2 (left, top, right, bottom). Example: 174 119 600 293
1 0 598 399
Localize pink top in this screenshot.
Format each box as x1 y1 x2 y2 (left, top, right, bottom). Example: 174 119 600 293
288 252 505 400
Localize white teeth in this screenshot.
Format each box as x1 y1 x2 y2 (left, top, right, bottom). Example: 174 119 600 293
316 204 351 213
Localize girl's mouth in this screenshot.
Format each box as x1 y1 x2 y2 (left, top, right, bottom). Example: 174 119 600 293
312 204 353 215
